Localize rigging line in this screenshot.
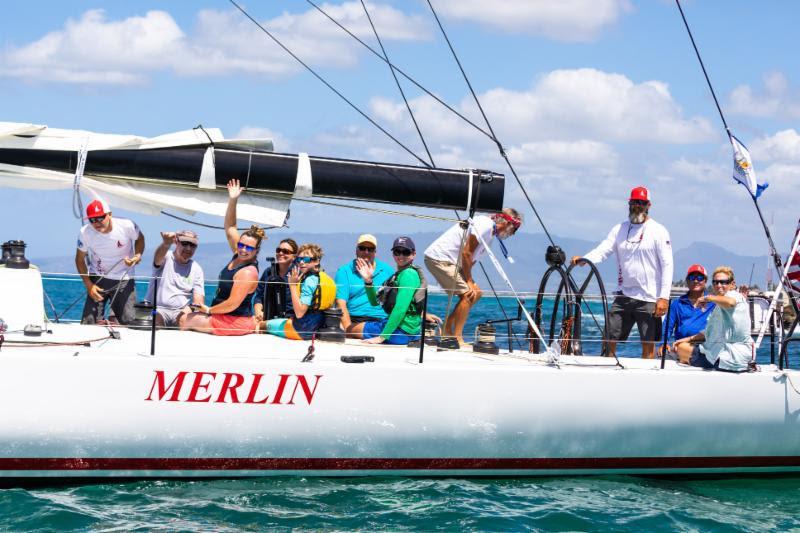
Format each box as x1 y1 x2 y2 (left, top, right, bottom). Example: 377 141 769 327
358 0 518 347
424 0 556 248
425 0 605 343
227 0 431 169
160 211 281 231
674 0 730 134
303 0 494 141
360 0 435 167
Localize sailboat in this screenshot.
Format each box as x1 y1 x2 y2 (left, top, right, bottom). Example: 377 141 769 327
0 120 799 482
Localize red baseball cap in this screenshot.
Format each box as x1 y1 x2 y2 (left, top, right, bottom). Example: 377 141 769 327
629 186 650 202
86 198 110 218
686 264 707 277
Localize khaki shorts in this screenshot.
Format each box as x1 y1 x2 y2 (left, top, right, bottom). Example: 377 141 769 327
424 256 469 296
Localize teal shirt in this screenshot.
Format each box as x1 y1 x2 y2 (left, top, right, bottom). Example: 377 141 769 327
366 267 422 340
334 259 392 318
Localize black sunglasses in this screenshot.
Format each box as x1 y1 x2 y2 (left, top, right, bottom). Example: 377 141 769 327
179 241 197 249
686 275 706 282
712 278 732 285
88 215 107 224
357 245 376 252
629 200 649 207
392 248 413 257
276 247 295 255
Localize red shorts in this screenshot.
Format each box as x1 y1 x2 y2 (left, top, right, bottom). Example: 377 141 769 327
209 314 256 336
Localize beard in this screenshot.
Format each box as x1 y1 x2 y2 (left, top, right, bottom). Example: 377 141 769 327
628 206 648 224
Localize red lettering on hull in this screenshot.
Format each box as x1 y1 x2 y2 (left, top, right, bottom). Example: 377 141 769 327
145 371 322 405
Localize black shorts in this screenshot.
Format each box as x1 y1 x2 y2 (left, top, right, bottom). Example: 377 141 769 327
689 345 717 369
349 315 380 324
607 295 662 343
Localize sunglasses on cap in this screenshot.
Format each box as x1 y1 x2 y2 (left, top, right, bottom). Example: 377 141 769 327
88 215 107 224
237 242 256 253
686 274 706 282
179 241 197 249
392 248 413 257
275 247 295 255
712 278 732 285
357 245 376 252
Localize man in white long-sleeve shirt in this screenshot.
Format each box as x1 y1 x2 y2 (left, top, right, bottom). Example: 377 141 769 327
572 186 673 358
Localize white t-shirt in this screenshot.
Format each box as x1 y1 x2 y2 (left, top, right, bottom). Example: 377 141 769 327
147 251 205 310
424 215 495 264
583 218 673 302
77 218 141 280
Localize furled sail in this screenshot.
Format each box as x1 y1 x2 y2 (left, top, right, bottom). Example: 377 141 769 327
0 122 505 225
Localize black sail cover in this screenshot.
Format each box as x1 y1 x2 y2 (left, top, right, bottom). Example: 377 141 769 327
0 145 505 212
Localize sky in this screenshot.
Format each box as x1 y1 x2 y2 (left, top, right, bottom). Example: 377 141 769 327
1 0 799 263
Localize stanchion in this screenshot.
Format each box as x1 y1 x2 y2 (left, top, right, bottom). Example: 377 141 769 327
419 288 428 364
150 277 158 356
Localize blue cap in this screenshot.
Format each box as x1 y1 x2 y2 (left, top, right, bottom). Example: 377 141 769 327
391 236 415 251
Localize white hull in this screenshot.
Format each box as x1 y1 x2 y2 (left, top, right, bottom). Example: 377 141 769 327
2 321 800 479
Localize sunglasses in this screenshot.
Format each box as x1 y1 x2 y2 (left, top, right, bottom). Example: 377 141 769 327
276 247 295 255
357 245 376 252
686 275 706 282
179 241 197 249
392 248 413 257
88 215 107 224
629 200 649 207
712 278 732 285
295 256 315 264
237 242 256 253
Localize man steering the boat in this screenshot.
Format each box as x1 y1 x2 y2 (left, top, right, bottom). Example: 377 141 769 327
572 186 673 359
425 208 522 348
74 197 145 325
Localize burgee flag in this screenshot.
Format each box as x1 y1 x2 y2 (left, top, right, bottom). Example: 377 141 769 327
731 134 768 198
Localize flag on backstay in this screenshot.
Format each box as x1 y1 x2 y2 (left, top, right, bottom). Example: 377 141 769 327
730 134 768 198
787 219 800 295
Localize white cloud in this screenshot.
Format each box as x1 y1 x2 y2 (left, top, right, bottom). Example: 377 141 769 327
434 0 631 42
0 4 430 84
233 126 292 153
370 69 715 146
750 129 800 164
729 72 800 119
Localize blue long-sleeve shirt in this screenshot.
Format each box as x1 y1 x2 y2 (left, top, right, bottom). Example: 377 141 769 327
663 292 716 343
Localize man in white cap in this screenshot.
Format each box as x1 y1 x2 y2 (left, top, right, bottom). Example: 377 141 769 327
75 198 145 324
572 186 673 358
334 233 393 335
146 230 205 329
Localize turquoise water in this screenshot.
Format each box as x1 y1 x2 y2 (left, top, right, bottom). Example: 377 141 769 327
3 277 798 530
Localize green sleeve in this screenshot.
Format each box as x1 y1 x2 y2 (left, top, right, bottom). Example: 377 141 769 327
381 269 420 340
365 283 378 306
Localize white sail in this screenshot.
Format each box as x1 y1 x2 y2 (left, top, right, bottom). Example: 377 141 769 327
0 122 289 227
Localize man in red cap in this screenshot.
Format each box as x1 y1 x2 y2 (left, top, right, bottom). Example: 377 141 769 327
74 198 145 324
662 264 715 355
572 186 673 358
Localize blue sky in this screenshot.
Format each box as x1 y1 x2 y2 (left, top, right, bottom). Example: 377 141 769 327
1 0 799 262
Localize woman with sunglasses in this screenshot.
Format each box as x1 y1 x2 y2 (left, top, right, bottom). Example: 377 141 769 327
353 236 425 345
254 238 298 326
182 179 262 336
263 243 326 340
662 264 716 355
674 266 754 371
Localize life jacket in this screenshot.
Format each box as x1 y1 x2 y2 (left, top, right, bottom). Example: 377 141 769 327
301 269 337 312
377 264 427 315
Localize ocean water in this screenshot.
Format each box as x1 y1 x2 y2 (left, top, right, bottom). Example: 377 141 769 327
3 277 798 531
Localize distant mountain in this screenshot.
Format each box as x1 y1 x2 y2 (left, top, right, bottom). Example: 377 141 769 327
29 232 773 292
